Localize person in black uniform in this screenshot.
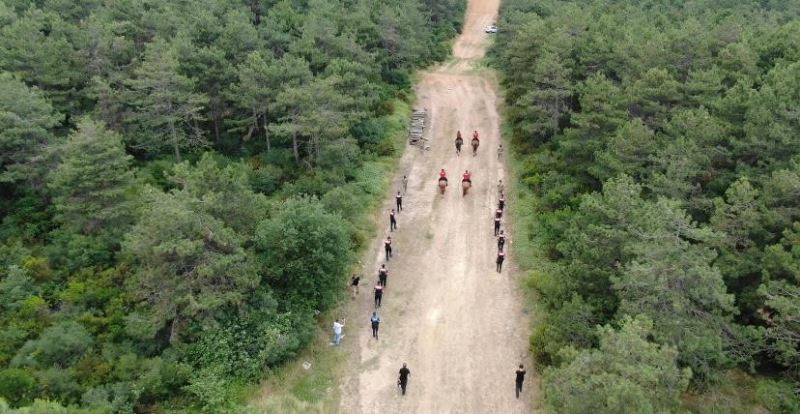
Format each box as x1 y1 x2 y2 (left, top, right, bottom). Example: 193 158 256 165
350 274 360 297
374 281 384 307
389 209 397 231
396 191 403 212
499 195 505 211
515 364 526 398
494 216 501 236
497 230 506 252
398 363 411 395
384 236 392 261
496 250 505 272
378 264 389 287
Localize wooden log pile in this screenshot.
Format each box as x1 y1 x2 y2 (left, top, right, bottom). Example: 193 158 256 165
408 108 428 148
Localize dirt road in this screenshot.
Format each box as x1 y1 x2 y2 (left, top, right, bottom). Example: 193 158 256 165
338 1 536 412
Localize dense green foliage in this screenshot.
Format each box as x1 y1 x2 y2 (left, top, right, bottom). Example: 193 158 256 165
491 0 800 410
544 315 691 413
0 0 464 411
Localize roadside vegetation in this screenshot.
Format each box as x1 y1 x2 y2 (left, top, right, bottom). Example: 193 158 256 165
0 0 464 412
491 0 800 412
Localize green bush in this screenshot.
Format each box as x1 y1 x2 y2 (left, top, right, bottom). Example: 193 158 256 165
531 294 598 365
136 357 192 405
187 310 309 381
281 171 346 198
320 184 366 222
0 192 55 241
351 118 390 151
543 316 691 414
248 164 284 196
317 138 362 179
182 367 237 413
256 197 352 312
755 379 800 413
0 368 37 407
34 368 84 405
0 266 35 312
0 327 28 366
11 322 93 369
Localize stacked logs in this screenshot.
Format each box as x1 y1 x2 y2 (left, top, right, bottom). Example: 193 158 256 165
408 108 429 150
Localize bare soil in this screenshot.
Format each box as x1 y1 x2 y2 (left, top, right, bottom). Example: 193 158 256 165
337 1 538 412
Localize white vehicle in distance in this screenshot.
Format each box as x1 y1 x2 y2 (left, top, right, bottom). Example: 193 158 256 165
485 24 497 33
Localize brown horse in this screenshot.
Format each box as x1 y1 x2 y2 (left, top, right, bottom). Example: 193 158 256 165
471 138 479 156
438 177 448 194
462 179 471 196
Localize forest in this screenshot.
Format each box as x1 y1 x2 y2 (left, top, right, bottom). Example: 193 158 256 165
491 0 800 412
0 0 463 411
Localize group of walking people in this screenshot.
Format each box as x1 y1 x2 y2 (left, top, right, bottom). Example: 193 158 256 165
334 128 527 399
495 179 508 272
341 176 412 393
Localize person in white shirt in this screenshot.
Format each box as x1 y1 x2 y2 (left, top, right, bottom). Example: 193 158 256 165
332 318 345 346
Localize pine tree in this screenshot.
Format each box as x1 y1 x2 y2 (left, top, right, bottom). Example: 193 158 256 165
544 315 691 414
229 52 311 152
48 118 135 237
126 38 208 162
269 76 354 165
0 74 62 185
123 186 258 343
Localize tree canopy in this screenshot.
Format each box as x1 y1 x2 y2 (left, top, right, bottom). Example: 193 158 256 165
493 0 800 409
0 0 464 410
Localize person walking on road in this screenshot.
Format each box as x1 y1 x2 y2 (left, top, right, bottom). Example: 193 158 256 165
384 236 392 261
494 216 501 236
378 264 389 287
499 194 506 211
515 364 526 398
497 179 504 196
389 209 397 231
402 175 408 193
350 274 360 297
370 311 381 339
398 363 411 395
396 191 403 213
495 208 503 220
331 318 345 346
498 143 504 160
496 250 505 272
374 281 384 307
498 230 506 252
